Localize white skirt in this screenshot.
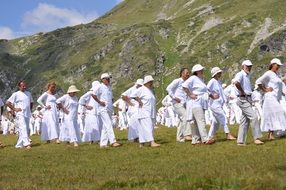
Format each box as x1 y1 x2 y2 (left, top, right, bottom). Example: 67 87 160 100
82 114 101 142
261 92 286 132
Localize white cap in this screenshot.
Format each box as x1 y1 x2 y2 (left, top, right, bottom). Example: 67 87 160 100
67 85 80 93
90 81 100 91
143 75 154 84
241 60 253 66
254 84 259 90
101 73 111 79
270 58 283 66
191 64 204 73
211 67 222 77
135 79 144 86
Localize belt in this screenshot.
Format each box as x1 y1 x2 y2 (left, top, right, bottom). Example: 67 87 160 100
238 95 251 97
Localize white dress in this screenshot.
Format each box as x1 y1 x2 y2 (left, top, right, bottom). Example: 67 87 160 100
37 92 59 141
256 70 286 132
135 86 156 143
80 91 102 142
56 94 81 143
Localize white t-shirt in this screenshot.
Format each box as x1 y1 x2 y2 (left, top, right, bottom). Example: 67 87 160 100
166 78 188 104
234 70 253 96
94 83 113 112
134 86 156 119
7 91 33 118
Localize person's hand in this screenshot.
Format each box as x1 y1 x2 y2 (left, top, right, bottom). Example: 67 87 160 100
45 105 51 110
174 97 181 103
212 93 220 99
63 108 69 114
85 105 93 110
266 87 273 92
189 94 197 100
99 101 106 107
14 108 22 112
138 101 143 108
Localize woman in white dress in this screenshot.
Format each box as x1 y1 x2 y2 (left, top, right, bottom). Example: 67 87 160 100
80 81 102 143
37 82 60 143
182 64 213 145
135 75 160 147
56 85 81 147
256 58 286 140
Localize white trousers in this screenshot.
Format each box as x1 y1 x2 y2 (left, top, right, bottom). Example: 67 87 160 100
173 103 191 140
118 111 127 129
229 102 241 125
15 116 31 148
236 98 262 144
138 117 154 143
191 107 208 143
208 106 230 138
127 111 139 140
99 110 116 146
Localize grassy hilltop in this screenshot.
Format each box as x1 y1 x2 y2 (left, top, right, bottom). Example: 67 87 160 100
1 0 286 102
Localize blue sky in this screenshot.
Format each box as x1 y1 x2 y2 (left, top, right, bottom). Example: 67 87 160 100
0 0 123 39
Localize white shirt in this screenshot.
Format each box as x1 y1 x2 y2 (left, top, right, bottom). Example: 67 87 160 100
161 95 173 107
113 98 127 112
207 78 226 108
7 91 33 117
234 70 252 95
122 85 137 97
56 94 79 118
256 70 283 101
251 90 262 103
95 83 113 112
166 78 187 104
79 91 99 115
182 75 208 108
224 84 238 103
134 86 156 119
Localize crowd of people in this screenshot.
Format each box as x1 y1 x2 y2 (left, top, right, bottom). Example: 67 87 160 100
0 57 286 149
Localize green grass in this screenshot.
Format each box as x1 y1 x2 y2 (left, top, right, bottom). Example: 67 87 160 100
0 126 286 189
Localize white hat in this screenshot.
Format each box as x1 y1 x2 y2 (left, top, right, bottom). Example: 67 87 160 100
270 58 283 66
211 67 222 77
135 79 144 86
241 60 253 66
101 73 110 79
191 64 204 73
222 83 227 88
90 81 100 91
254 84 259 90
67 85 80 93
143 75 154 84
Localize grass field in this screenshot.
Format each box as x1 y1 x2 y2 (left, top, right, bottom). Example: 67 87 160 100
0 126 286 190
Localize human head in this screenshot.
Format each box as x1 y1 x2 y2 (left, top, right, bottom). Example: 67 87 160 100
67 85 80 97
211 67 223 78
191 64 204 77
143 75 154 88
269 58 283 71
241 60 253 74
90 81 100 91
101 73 111 85
135 79 144 88
180 68 190 80
47 81 56 94
18 80 26 92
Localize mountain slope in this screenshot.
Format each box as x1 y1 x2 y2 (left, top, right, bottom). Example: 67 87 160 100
1 0 286 102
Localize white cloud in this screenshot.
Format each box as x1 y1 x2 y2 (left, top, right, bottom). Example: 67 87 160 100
0 27 15 39
21 3 98 33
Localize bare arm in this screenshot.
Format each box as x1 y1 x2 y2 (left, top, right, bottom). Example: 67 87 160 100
91 94 105 106
183 87 197 99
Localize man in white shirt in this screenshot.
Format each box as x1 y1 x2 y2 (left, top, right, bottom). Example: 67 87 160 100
6 80 33 149
166 68 192 142
233 60 263 145
92 73 121 148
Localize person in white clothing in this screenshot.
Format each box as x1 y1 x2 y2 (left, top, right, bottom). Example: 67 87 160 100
121 79 143 141
37 82 60 143
80 81 102 143
207 67 236 142
182 64 213 145
256 58 286 140
32 106 43 135
0 98 4 147
135 75 160 147
56 85 81 147
6 80 33 149
234 60 263 145
251 85 263 123
91 73 121 148
224 80 242 125
161 95 177 128
166 68 192 142
113 98 128 130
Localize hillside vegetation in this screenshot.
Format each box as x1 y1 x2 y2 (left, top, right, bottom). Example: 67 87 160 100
1 0 286 101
